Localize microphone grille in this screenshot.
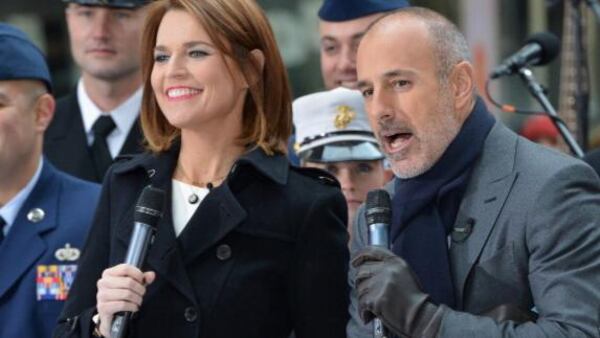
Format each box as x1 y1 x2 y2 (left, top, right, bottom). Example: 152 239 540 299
134 185 165 227
526 32 560 66
365 189 391 225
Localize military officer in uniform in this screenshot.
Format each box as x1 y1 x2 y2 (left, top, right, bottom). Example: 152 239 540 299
287 0 410 166
318 0 410 90
293 87 391 234
0 23 100 338
44 0 150 183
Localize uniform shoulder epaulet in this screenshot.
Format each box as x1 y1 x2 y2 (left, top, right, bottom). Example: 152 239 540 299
291 166 340 188
114 154 136 163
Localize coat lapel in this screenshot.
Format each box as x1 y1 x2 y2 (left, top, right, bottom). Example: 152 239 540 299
449 123 519 308
0 162 59 299
114 150 197 303
111 146 288 304
119 119 144 156
44 93 97 182
177 182 247 264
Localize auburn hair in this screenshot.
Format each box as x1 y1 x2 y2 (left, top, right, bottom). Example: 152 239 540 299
140 0 292 154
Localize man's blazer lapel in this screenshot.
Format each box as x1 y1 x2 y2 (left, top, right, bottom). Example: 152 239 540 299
0 163 59 299
44 93 97 181
119 119 144 156
449 123 519 309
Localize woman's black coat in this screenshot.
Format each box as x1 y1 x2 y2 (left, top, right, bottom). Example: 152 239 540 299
53 146 349 338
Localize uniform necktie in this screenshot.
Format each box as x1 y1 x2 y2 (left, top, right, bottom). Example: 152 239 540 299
91 115 116 181
0 216 6 245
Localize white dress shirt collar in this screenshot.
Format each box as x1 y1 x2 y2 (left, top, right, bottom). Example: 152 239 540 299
77 79 142 158
0 158 44 236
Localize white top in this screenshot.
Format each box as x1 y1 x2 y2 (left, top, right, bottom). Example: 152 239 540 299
0 159 43 237
77 80 143 158
171 179 210 237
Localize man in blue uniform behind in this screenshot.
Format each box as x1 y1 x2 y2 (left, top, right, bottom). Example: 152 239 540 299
0 23 101 338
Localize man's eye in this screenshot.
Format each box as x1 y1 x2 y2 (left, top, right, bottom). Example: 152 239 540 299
393 80 410 88
322 45 338 54
77 10 93 18
114 12 132 20
361 89 373 98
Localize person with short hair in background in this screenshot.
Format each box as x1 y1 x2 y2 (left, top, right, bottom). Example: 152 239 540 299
54 1 349 337
287 0 410 166
44 0 151 183
318 0 410 90
0 23 100 338
293 87 391 235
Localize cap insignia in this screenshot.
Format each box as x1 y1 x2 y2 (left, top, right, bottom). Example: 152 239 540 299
334 105 356 129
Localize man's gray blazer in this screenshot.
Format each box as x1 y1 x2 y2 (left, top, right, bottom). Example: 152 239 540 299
347 122 600 337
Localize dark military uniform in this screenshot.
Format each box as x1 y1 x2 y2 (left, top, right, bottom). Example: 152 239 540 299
44 0 151 183
43 92 144 183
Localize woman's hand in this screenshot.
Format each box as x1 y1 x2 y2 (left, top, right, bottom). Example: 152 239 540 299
96 264 156 337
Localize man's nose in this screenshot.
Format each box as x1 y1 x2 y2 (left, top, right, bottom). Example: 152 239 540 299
369 89 396 123
90 11 111 40
338 45 357 73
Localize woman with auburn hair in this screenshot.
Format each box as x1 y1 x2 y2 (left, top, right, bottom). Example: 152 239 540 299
53 1 349 337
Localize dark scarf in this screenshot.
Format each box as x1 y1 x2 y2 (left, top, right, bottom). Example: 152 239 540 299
390 98 494 308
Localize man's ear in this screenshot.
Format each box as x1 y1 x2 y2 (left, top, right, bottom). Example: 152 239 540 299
33 93 55 133
449 61 475 113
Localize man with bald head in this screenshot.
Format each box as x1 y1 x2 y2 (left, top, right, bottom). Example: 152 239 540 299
0 23 100 338
348 7 600 338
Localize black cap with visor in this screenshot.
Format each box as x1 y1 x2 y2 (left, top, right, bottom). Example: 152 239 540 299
62 0 149 8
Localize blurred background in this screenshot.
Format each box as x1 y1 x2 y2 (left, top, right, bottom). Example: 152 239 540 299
1 0 599 149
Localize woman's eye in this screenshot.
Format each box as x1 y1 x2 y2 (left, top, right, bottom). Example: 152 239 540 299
356 163 374 174
189 50 209 58
154 54 169 63
325 165 339 175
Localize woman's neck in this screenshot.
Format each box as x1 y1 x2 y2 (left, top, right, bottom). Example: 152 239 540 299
175 130 245 187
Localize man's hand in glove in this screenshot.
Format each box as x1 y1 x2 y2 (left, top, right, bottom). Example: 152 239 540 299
352 246 443 337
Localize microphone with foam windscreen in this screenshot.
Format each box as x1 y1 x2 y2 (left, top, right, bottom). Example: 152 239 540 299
490 32 560 79
365 189 392 338
110 185 165 338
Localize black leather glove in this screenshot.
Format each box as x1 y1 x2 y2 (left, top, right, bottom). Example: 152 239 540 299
352 246 443 337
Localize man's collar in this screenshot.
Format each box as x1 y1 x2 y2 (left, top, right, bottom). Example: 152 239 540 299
0 158 44 229
77 79 142 135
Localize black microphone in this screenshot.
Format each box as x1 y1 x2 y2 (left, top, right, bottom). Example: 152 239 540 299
490 32 560 79
110 185 165 338
365 189 392 338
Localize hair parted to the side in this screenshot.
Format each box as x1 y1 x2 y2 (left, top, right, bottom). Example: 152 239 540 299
140 0 292 155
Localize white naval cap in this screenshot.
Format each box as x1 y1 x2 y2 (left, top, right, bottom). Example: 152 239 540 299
293 87 384 163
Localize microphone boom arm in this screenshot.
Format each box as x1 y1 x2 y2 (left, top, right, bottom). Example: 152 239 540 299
517 67 584 158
